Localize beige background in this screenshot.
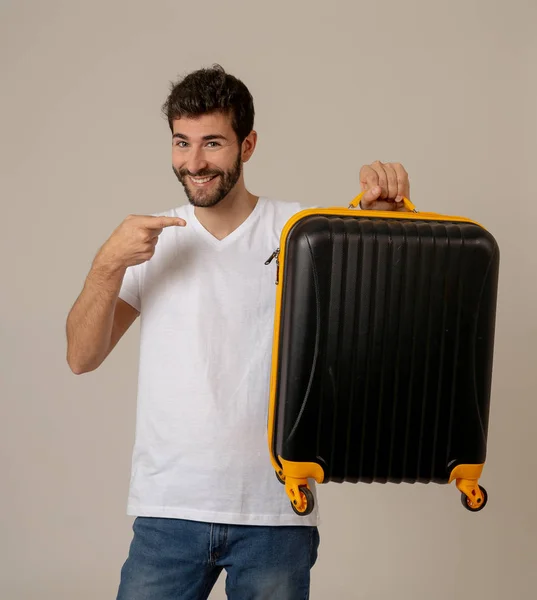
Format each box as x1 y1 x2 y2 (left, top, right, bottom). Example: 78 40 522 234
1 0 536 598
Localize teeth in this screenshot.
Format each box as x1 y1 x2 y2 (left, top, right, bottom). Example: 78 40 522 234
191 176 215 184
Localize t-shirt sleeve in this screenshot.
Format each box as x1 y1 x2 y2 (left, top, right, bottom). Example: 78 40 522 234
119 264 142 312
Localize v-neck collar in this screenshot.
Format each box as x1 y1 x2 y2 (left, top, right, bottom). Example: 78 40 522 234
187 197 265 250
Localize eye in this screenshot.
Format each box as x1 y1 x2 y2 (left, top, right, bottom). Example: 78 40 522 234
174 140 188 148
206 141 220 148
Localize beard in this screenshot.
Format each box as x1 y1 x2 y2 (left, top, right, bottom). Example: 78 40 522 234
173 151 242 208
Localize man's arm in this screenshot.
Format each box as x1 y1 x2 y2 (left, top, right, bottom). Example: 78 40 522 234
66 261 139 374
66 213 186 374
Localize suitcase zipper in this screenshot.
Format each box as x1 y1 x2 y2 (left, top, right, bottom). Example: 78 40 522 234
264 248 280 284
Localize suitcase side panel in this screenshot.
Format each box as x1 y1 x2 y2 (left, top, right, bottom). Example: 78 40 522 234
272 215 499 484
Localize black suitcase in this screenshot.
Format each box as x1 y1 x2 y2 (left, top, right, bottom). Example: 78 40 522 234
266 195 499 515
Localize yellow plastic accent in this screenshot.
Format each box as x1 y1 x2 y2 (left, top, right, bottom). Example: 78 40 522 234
277 458 324 512
278 457 325 483
449 463 486 509
286 480 308 512
349 191 418 213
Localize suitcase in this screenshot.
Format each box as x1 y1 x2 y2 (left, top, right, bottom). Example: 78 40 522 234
265 193 499 515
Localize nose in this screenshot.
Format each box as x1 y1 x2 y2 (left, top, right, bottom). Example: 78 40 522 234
185 147 209 175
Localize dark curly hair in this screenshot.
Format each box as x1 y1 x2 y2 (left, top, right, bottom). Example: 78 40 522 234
162 64 255 143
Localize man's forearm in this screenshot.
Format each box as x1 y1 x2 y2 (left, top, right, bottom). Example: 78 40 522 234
66 260 126 374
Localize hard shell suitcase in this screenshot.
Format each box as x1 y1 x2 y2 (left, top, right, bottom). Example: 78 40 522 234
266 193 499 516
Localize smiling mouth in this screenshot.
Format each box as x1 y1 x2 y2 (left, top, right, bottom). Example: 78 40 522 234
189 175 218 186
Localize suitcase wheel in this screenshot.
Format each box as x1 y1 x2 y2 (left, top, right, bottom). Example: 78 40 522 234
460 485 488 512
290 485 314 516
275 470 286 485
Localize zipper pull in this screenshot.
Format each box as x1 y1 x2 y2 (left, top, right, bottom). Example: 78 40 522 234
264 248 280 265
265 248 281 285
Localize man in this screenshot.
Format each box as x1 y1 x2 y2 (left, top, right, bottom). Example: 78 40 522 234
66 65 411 600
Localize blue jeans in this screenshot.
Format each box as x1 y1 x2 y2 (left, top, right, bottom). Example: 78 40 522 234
116 517 320 600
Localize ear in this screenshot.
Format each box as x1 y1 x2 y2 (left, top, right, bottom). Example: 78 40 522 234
241 130 258 163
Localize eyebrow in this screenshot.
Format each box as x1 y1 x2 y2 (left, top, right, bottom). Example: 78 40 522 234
172 133 228 141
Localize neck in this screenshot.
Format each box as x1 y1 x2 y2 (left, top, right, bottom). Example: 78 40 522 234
193 184 259 240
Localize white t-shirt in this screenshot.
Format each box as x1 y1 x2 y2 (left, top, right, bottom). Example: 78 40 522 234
119 196 319 526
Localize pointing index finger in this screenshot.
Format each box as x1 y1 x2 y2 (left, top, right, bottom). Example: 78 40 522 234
143 216 186 229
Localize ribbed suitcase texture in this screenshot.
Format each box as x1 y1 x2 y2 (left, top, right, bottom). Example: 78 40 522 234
272 215 499 486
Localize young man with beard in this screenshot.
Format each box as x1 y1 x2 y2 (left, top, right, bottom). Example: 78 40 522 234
66 65 411 600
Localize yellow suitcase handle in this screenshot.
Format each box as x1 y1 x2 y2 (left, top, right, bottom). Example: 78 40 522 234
349 191 418 213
